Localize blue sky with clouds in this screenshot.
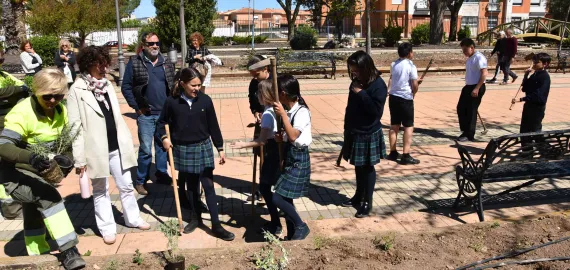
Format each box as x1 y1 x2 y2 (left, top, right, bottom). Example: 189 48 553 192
133 0 283 18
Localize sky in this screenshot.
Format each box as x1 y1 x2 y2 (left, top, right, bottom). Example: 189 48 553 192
133 0 283 19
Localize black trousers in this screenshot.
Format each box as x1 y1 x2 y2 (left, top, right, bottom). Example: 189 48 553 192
520 102 546 134
457 84 486 139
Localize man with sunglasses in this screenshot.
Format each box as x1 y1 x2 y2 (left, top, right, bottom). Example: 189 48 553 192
0 51 29 220
122 32 176 195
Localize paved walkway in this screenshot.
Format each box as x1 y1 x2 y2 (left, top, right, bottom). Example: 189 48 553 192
1 73 570 259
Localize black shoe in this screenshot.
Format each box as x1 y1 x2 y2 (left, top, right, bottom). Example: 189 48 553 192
212 224 235 241
155 172 172 185
400 154 420 165
60 247 86 270
355 202 372 218
290 223 310 240
467 137 476 142
456 136 469 142
341 197 361 208
512 76 518 84
183 217 202 234
258 222 283 235
386 151 401 161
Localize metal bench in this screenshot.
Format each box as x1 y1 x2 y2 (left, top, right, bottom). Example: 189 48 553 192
454 129 570 222
551 49 568 74
275 50 336 79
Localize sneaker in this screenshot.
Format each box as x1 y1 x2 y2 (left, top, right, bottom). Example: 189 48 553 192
102 234 116 245
135 184 148 195
258 222 283 235
456 136 469 142
499 81 508 85
60 247 86 270
290 223 310 240
486 78 497 83
137 222 151 230
212 224 235 241
512 76 518 84
400 154 420 165
386 151 400 161
155 172 172 185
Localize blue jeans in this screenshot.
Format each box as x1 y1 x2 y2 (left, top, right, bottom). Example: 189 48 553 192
136 114 167 185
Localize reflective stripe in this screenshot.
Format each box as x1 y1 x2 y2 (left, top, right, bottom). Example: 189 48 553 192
0 129 22 141
42 203 76 242
0 185 11 199
52 231 77 248
24 229 50 256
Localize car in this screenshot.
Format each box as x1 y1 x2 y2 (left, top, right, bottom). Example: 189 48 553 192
104 41 128 49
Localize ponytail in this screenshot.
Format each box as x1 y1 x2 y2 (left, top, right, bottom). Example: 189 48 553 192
298 95 309 110
277 74 309 110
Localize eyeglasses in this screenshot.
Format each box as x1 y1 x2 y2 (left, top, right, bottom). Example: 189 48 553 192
41 94 65 101
145 42 161 47
62 45 69 48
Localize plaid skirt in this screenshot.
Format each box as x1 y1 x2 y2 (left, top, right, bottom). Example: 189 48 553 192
348 128 387 166
172 138 215 174
274 144 311 199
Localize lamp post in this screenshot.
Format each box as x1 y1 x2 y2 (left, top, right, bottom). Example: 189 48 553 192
180 0 187 68
114 0 125 85
252 0 255 49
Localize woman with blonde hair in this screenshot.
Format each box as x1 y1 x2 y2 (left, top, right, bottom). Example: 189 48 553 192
67 46 150 245
20 40 43 77
54 39 77 87
0 68 85 269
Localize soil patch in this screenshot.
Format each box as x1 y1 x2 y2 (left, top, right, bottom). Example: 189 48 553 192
34 215 570 270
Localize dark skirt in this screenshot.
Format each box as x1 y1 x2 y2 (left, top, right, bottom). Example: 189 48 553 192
260 139 280 186
172 138 215 174
347 128 386 167
274 144 311 199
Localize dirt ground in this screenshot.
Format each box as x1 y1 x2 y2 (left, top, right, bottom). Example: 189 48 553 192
31 214 570 270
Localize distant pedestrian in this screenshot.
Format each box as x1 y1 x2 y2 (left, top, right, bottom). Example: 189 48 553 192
487 31 506 84
54 39 77 88
19 40 43 77
500 28 518 85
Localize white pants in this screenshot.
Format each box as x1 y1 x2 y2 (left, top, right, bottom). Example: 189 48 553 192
92 150 144 237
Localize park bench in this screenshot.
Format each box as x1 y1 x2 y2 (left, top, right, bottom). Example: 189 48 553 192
454 129 570 222
551 49 568 74
1 64 23 74
275 49 336 79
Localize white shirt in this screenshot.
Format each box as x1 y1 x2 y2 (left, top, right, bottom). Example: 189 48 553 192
465 51 488 85
260 106 277 139
285 102 312 148
20 52 43 74
389 58 418 100
181 93 194 108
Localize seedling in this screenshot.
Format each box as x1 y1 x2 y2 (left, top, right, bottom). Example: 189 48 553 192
132 248 144 265
253 231 289 270
373 233 396 251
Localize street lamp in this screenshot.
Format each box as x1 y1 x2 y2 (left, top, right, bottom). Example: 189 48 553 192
114 0 125 85
252 0 256 49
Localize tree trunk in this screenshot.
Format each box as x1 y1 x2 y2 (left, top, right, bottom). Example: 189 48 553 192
429 0 447 45
2 0 20 54
336 21 343 42
15 2 26 43
448 10 459 41
365 0 371 54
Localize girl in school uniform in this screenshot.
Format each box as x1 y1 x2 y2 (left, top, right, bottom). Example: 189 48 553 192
272 74 312 240
158 67 234 241
341 51 388 218
231 79 282 236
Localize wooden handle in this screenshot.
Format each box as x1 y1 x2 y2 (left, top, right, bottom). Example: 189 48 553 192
165 125 184 234
419 59 434 80
509 62 534 110
270 57 284 170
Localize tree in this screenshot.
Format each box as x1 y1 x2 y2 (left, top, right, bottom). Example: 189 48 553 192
327 0 359 41
27 0 118 47
1 0 26 55
153 0 217 50
428 0 448 45
548 0 570 21
446 0 464 42
121 0 140 17
277 0 304 41
301 0 326 33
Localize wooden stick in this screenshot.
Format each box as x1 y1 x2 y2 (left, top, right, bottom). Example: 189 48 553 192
336 144 344 167
509 62 534 110
250 150 258 216
478 112 488 135
270 57 284 170
419 59 434 81
165 125 184 234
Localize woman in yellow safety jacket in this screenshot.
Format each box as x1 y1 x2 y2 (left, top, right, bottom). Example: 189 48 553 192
0 69 85 270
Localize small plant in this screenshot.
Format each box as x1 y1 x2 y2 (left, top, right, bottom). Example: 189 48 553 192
253 231 289 270
27 123 80 159
132 248 144 265
458 25 472 40
159 219 184 263
313 236 330 250
373 233 396 251
290 25 318 50
469 242 487 252
411 23 430 45
188 265 201 270
105 259 118 270
316 214 324 220
490 221 501 228
0 75 17 88
83 250 92 256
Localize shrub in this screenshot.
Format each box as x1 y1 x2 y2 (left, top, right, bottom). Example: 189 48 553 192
382 25 403 47
29 35 60 67
563 38 570 48
210 36 227 46
121 19 142 28
290 25 318 50
127 43 137 52
457 25 472 41
411 23 430 45
231 35 268 45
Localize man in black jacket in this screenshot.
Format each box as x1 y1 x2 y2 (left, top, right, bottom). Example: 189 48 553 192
121 32 176 195
487 31 506 84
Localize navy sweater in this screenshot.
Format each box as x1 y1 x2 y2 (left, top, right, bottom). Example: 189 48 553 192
521 70 550 106
344 76 388 134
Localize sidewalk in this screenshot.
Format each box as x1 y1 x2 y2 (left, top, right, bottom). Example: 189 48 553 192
1 73 569 259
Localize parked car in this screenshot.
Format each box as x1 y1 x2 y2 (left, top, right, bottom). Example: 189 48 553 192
104 41 128 49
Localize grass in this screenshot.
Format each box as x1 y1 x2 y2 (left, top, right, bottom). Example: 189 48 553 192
105 259 119 270
469 242 487 253
188 265 201 270
253 231 289 270
83 250 92 256
313 236 331 250
490 221 501 228
132 249 143 265
373 233 396 251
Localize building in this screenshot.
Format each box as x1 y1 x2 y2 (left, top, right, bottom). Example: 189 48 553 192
217 7 312 33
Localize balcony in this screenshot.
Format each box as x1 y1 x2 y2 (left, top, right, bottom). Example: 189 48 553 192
487 3 500 12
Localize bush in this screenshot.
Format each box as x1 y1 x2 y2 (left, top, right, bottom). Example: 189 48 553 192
290 25 318 50
210 36 227 46
382 26 403 47
457 25 472 41
411 23 430 45
563 38 570 48
127 43 137 52
29 35 60 67
230 35 268 45
121 19 142 28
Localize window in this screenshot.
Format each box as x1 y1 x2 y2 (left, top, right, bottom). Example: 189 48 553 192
512 0 522 6
392 0 402 4
488 17 498 29
461 16 479 36
530 0 541 6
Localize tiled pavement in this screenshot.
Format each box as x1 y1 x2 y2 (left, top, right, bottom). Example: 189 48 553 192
1 73 570 258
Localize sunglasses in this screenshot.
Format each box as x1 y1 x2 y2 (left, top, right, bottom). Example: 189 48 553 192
41 94 65 101
145 42 161 47
62 45 69 48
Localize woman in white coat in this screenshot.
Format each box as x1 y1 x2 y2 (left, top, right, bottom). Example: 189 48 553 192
67 46 150 245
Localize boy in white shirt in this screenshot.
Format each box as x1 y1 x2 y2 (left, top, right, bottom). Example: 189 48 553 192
457 38 488 142
387 43 421 165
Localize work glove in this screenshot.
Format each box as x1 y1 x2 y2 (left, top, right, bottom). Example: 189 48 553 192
29 154 51 172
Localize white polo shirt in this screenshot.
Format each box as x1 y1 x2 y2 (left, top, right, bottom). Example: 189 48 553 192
284 102 312 147
465 51 488 85
260 106 277 139
389 58 418 100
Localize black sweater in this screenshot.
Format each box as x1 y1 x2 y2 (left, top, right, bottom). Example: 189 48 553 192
521 70 550 105
491 38 506 56
157 92 223 151
344 77 388 134
248 79 265 114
